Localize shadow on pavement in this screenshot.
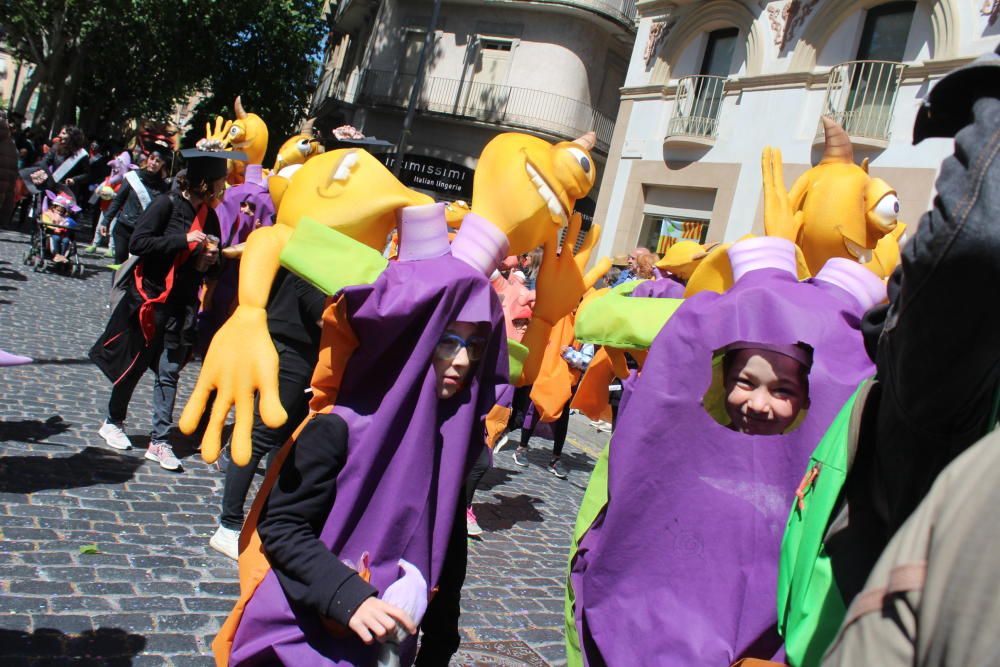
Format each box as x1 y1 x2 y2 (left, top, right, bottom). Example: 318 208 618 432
28 357 94 366
0 264 28 282
0 627 146 665
0 415 72 443
0 445 144 494
478 466 516 492
474 493 544 532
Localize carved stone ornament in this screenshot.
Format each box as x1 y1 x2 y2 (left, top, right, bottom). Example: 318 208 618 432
644 18 677 66
767 0 820 51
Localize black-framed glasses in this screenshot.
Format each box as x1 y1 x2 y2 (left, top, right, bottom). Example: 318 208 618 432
435 333 487 362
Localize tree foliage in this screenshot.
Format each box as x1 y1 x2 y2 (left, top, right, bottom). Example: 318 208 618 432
183 0 327 162
1 0 325 148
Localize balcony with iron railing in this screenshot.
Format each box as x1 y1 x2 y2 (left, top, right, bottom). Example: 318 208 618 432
663 75 727 148
815 60 906 148
316 67 616 152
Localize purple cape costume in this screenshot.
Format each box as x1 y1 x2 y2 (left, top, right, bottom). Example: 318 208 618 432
569 267 874 666
228 254 506 666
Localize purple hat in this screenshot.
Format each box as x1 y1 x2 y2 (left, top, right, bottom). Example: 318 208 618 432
44 190 80 213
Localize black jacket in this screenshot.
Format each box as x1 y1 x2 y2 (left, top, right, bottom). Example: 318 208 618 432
835 96 1000 606
258 412 468 662
38 148 91 203
103 170 168 229
258 413 376 626
129 192 221 348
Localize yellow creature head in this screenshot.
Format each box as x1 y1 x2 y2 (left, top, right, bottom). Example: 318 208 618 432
269 148 433 250
273 119 325 172
656 240 713 282
788 117 902 275
226 96 269 166
471 132 598 255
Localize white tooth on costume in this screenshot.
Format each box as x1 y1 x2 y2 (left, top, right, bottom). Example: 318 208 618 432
278 164 303 180
525 163 568 226
844 238 873 265
332 151 359 182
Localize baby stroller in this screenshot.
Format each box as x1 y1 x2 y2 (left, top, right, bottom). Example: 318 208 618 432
23 189 85 277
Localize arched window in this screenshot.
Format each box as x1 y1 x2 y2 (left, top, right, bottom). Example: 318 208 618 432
856 1 916 61
700 27 739 76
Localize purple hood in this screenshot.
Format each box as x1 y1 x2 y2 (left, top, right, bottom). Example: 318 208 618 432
570 268 874 665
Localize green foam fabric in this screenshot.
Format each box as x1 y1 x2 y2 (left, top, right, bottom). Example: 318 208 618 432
279 216 389 296
777 382 868 667
574 280 684 350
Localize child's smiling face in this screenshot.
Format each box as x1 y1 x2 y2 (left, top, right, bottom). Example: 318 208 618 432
723 349 809 436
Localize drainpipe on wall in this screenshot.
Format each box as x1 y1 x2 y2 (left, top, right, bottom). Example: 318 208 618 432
392 0 442 177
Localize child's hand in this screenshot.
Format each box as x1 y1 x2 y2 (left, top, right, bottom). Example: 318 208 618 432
348 597 417 644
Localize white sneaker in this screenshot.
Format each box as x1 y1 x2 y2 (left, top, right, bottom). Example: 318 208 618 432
99 420 133 450
209 525 240 560
145 441 182 471
466 507 483 537
591 420 613 433
493 434 510 453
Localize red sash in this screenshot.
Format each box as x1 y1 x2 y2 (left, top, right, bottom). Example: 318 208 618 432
134 204 208 343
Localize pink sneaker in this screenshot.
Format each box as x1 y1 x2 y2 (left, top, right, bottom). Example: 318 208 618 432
466 506 483 537
145 441 182 471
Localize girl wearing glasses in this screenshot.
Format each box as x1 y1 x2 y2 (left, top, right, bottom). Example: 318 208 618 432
217 215 508 667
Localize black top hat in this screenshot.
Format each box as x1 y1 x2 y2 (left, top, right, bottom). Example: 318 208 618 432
180 147 248 182
913 45 1000 143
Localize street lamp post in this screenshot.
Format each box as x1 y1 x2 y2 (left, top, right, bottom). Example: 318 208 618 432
391 0 442 177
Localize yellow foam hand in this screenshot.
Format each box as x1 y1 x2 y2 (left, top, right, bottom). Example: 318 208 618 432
205 116 235 148
762 147 802 243
180 307 285 466
532 213 598 325
180 224 292 465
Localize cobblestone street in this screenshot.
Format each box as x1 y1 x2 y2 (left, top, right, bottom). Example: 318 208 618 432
0 230 608 666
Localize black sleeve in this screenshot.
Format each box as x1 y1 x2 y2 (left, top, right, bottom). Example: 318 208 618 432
257 413 377 625
873 96 1000 530
128 194 187 257
294 275 328 325
102 182 132 225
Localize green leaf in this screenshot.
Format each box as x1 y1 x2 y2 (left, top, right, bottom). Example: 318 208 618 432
79 544 100 554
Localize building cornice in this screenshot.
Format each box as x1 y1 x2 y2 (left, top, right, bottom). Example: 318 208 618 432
622 57 978 100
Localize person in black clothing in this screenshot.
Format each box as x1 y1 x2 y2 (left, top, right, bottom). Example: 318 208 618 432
100 145 170 264
28 126 90 204
95 148 242 471
209 268 326 559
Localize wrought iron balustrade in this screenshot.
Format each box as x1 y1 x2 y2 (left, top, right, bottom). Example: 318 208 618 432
817 60 906 143
665 75 727 141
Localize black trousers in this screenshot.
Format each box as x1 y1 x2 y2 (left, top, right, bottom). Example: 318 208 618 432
219 340 316 530
520 397 572 459
464 446 491 509
112 222 133 265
